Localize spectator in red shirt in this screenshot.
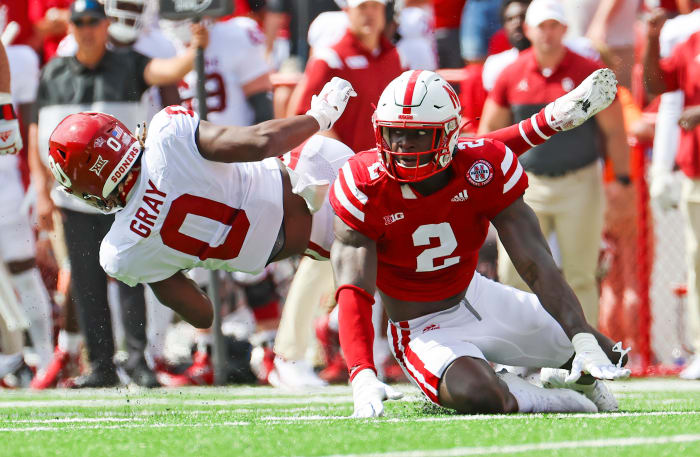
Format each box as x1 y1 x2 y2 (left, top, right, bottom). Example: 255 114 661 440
479 0 630 329
432 0 467 68
643 7 700 379
29 0 71 62
294 0 403 152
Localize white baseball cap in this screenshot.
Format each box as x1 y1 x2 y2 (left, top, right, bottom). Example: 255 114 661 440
345 0 387 8
525 0 568 27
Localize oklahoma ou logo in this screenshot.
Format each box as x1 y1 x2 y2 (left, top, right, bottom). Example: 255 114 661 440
467 160 493 187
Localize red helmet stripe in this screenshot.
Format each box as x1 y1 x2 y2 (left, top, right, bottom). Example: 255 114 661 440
443 84 459 109
402 70 423 114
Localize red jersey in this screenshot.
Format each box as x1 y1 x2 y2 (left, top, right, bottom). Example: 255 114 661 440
431 0 467 30
659 31 700 178
295 30 403 152
329 138 527 302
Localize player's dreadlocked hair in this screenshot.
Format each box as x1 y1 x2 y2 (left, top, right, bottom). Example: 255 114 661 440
135 121 148 150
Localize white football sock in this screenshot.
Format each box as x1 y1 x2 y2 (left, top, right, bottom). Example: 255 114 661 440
145 287 174 363
12 268 53 370
195 331 213 353
57 329 82 355
328 305 339 332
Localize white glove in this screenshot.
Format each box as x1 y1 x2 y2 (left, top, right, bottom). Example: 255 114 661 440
350 368 403 418
306 77 357 131
565 333 631 383
0 93 22 155
649 169 680 212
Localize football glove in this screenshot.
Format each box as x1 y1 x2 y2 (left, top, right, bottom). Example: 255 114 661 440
351 368 403 418
0 93 22 155
306 77 357 131
565 333 631 383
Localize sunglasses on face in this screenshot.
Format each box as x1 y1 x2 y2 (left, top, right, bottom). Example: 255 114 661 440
72 17 102 28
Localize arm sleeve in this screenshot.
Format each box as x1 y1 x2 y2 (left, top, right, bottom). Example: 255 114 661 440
337 285 376 380
329 161 383 240
651 90 683 174
477 107 557 156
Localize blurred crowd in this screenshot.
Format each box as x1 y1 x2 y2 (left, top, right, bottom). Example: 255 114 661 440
1 0 700 390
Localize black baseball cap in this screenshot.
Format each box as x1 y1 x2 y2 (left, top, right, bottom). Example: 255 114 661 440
70 0 107 22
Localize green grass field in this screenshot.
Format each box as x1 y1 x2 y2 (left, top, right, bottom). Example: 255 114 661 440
2 379 700 457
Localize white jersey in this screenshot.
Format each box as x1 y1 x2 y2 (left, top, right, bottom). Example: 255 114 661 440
178 17 270 127
100 107 353 286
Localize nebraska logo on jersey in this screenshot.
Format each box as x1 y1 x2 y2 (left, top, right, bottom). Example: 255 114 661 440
0 130 11 142
383 212 404 225
467 160 493 187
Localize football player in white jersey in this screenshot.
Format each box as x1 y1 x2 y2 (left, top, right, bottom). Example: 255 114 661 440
0 40 55 383
45 77 356 329
48 0 185 388
161 15 273 127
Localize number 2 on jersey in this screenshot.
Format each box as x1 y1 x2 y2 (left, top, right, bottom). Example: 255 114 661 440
413 223 460 272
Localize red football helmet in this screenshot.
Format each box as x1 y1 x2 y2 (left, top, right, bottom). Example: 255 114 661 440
48 112 141 211
373 70 461 182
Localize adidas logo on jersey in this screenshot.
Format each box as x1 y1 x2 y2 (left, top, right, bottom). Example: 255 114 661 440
451 190 468 202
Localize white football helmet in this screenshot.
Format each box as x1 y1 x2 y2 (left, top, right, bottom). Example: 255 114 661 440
373 70 461 182
104 0 146 43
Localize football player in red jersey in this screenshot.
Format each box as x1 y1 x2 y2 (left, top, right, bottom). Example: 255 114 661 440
329 69 629 418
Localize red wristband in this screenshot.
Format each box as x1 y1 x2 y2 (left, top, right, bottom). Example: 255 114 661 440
336 285 376 381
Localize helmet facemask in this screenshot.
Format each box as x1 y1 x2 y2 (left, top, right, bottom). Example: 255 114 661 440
105 0 146 44
375 117 459 183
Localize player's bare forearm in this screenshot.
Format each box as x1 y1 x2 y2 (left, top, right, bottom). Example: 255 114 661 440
331 216 378 295
596 100 630 176
492 198 591 338
196 116 319 163
642 13 667 95
149 272 213 329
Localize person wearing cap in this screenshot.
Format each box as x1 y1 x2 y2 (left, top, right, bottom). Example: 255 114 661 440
25 0 210 388
478 0 631 329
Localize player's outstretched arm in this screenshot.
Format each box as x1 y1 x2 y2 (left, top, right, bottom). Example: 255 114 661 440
492 197 630 381
331 217 403 418
149 272 213 329
197 77 356 163
477 69 618 156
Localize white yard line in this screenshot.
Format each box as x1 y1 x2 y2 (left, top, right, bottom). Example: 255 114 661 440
0 396 355 409
0 421 250 432
317 434 700 457
1 410 698 430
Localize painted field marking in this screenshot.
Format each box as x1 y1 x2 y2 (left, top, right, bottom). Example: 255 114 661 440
1 410 698 431
317 434 700 457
